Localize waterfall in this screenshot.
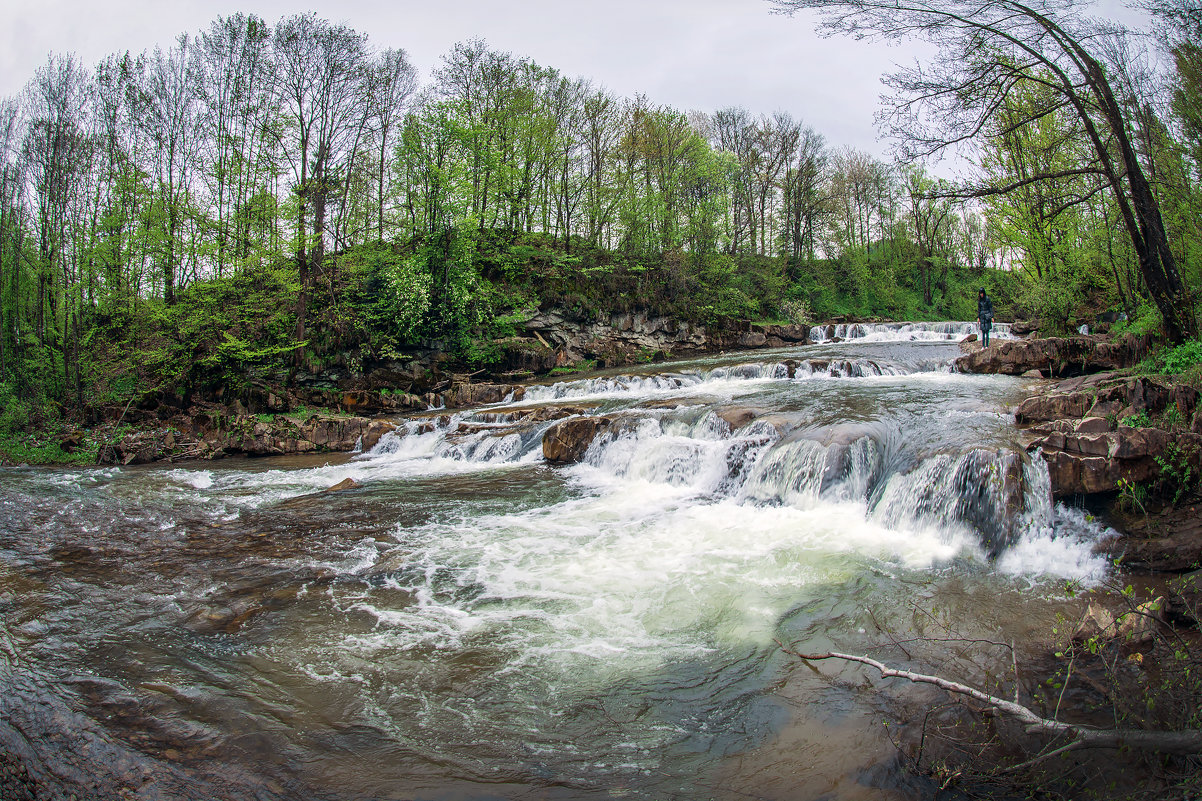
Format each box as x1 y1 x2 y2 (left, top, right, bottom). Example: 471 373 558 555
808 320 1015 343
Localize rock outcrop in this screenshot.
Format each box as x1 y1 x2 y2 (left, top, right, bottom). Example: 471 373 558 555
1016 373 1200 427
1019 374 1202 497
98 412 399 464
542 416 616 464
956 333 1153 377
521 310 809 370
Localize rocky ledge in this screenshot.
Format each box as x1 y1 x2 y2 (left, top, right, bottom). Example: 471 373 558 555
98 411 402 464
1016 372 1202 497
956 333 1154 377
516 310 810 371
1014 370 1202 572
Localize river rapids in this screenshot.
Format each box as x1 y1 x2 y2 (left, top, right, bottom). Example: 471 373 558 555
0 326 1116 800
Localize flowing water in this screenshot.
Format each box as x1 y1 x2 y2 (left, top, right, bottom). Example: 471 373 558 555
0 327 1114 801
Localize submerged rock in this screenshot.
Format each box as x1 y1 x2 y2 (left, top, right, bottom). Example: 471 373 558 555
1108 502 1202 572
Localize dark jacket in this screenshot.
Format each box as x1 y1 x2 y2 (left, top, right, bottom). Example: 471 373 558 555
977 294 994 323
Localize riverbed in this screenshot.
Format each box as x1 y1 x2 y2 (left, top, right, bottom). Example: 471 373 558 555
0 325 1116 800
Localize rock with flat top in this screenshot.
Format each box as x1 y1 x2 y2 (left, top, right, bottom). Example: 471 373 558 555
542 416 614 464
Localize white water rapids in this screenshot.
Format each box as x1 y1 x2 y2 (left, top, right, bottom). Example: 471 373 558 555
0 327 1117 801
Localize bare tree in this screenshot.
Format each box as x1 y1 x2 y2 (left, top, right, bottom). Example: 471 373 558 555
271 13 371 357
768 0 1197 342
366 47 417 243
197 13 274 274
780 125 829 262
0 98 24 376
142 35 202 303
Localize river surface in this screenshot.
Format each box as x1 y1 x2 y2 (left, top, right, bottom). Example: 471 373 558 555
0 324 1116 800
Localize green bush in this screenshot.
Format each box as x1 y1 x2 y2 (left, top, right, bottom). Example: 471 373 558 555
1161 339 1202 375
0 382 31 436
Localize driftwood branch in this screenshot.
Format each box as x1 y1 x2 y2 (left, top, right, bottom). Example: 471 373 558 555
780 645 1202 756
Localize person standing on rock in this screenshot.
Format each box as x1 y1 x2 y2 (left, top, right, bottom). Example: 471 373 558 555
977 288 994 347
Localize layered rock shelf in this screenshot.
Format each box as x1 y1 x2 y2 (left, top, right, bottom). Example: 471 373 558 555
1016 373 1202 497
1011 370 1202 571
955 333 1154 376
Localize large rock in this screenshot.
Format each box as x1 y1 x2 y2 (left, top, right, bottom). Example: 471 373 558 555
359 421 397 452
956 333 1153 377
1107 502 1202 571
542 416 614 464
443 381 525 408
750 322 810 342
1018 372 1202 496
1032 427 1202 496
522 309 767 368
1016 375 1195 425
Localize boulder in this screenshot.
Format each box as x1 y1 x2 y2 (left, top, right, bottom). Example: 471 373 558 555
325 478 360 492
717 407 760 431
751 322 811 342
1074 417 1112 434
444 381 524 408
737 332 768 348
359 421 397 452
1115 597 1166 644
1072 601 1117 643
542 416 613 464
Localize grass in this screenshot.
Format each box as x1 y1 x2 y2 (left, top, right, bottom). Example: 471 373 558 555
0 431 98 466
548 359 598 376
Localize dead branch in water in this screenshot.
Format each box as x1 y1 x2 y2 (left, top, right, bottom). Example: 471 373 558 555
778 644 1202 758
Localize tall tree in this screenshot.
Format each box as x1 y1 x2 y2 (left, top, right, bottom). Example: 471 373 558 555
22 52 92 382
142 35 201 304
366 47 417 243
768 0 1198 342
271 13 371 356
197 13 274 274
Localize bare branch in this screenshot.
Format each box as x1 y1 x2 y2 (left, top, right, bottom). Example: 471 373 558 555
779 646 1202 756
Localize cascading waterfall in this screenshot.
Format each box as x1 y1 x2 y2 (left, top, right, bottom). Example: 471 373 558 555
360 402 1090 568
513 356 924 409
807 319 1015 343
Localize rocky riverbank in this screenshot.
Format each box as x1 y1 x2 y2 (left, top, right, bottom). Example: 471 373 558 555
956 334 1201 572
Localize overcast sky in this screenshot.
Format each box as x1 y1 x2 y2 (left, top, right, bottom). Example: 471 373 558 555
1 0 1148 163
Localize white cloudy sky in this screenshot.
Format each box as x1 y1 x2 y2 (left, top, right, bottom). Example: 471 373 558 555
1 0 1148 161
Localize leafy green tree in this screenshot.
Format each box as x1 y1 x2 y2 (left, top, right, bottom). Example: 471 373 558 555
769 0 1198 342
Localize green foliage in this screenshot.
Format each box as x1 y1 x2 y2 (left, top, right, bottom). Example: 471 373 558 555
1015 269 1084 335
1160 339 1202 375
0 381 34 437
338 242 432 360
1153 443 1198 506
1116 477 1148 517
548 359 597 376
1110 300 1163 338
1119 410 1152 428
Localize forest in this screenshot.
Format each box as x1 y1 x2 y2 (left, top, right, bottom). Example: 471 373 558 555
0 2 1199 448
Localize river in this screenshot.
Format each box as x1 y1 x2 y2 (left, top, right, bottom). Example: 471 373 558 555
0 323 1115 800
